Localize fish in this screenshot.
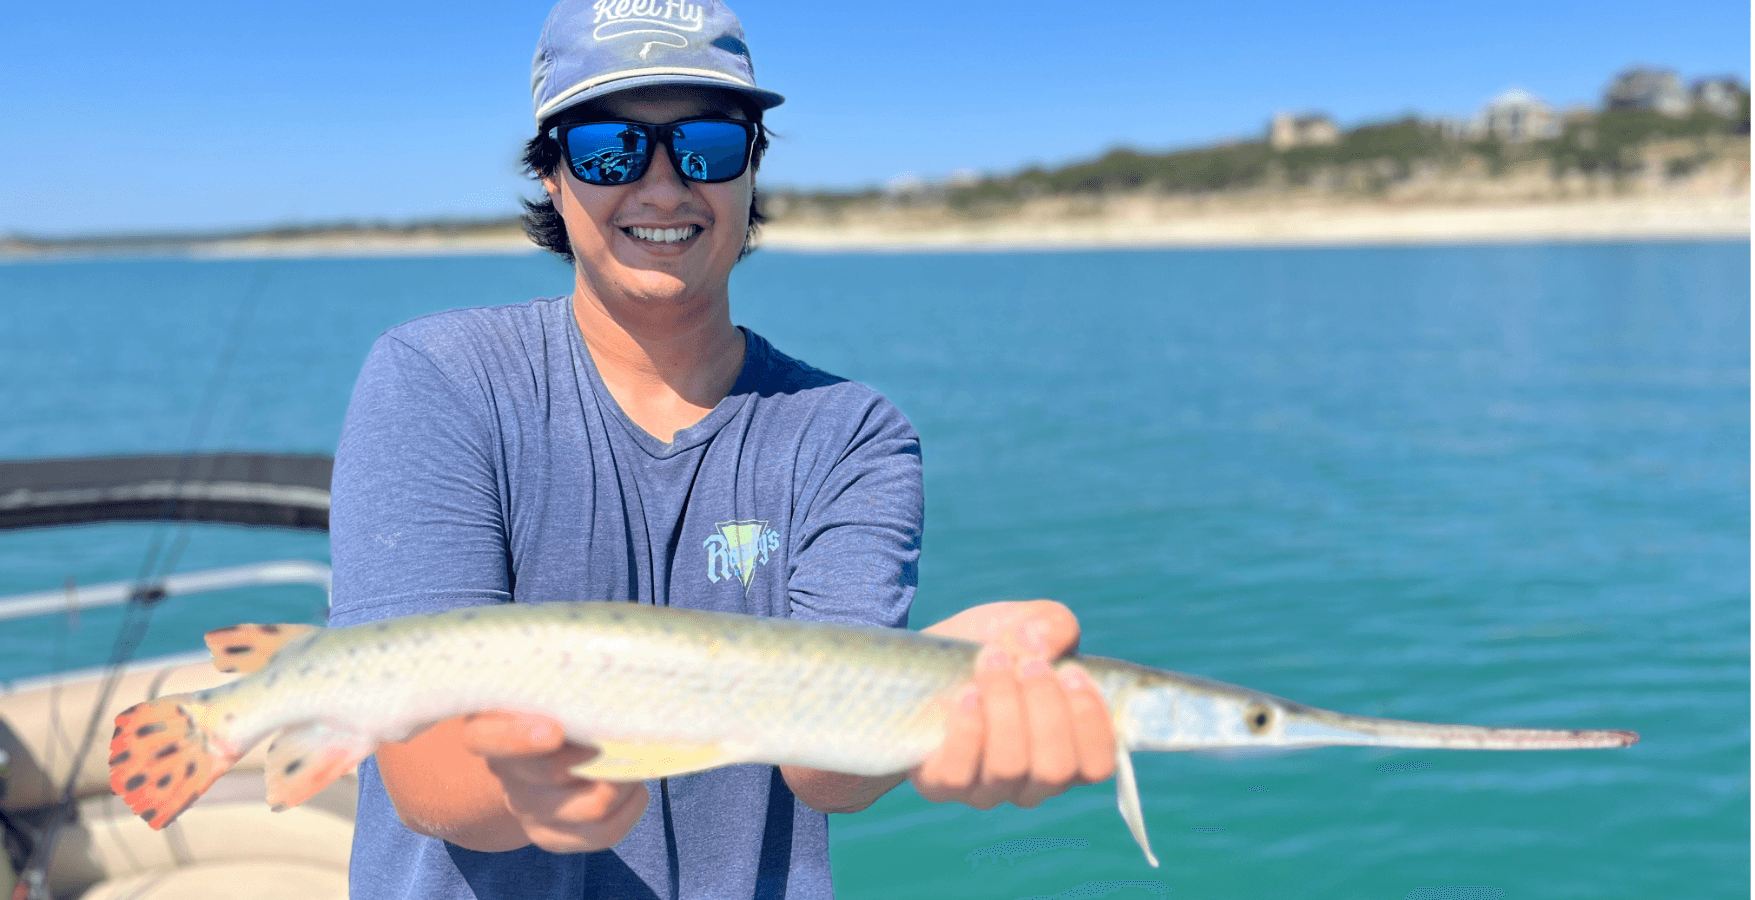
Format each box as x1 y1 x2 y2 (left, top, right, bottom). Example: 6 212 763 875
107 601 1639 866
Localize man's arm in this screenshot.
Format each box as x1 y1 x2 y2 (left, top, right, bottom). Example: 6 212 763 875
775 393 1115 813
781 600 1117 814
332 332 647 853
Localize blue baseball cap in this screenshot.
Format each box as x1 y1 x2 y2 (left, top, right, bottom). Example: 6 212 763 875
532 0 785 126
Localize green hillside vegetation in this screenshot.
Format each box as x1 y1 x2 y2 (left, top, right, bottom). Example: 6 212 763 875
766 93 1750 219
1543 103 1751 177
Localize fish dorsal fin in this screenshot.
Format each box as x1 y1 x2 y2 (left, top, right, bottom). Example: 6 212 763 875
1114 746 1160 868
569 738 741 781
265 722 375 812
204 623 318 674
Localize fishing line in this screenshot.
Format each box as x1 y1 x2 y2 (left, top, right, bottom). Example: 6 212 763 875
14 262 274 900
134 262 274 589
39 579 82 805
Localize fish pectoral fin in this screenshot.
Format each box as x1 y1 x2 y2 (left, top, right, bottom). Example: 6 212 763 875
569 738 741 781
204 623 319 674
265 723 375 812
1115 746 1160 868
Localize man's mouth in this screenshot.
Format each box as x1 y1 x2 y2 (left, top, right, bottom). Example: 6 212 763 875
623 225 702 244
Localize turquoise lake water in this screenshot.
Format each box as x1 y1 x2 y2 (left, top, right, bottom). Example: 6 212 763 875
0 242 1747 898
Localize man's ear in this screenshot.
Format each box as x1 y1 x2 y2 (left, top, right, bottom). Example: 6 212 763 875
541 173 562 202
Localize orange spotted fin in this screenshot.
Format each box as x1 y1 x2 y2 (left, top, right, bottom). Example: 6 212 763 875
265 722 375 812
109 696 239 830
204 623 318 674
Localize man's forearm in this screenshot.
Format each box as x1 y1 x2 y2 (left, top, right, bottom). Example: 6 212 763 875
378 718 534 852
780 765 909 814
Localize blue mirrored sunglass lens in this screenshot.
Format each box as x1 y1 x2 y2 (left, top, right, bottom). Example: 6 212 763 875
668 122 750 181
563 123 651 184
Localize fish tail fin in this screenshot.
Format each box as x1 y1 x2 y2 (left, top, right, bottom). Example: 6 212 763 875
204 623 318 674
264 722 375 812
109 695 239 830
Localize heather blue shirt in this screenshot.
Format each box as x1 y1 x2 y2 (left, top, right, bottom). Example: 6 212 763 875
328 296 923 900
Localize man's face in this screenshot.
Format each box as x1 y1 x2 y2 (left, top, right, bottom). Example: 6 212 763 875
543 87 754 310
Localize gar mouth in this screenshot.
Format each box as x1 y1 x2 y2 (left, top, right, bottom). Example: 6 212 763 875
623 225 703 244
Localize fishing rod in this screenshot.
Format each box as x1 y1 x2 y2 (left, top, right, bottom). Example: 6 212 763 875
11 263 273 900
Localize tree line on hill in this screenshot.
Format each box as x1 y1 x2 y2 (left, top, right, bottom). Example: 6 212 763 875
762 89 1750 219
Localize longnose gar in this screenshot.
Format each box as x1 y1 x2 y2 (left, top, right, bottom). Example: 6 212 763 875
108 602 1637 866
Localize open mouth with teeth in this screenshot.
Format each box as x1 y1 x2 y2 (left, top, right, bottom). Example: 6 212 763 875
623 225 703 244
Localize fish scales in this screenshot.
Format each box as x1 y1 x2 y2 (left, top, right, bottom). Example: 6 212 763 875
108 600 1638 866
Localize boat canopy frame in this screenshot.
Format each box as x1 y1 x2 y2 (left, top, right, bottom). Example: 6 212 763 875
0 453 331 533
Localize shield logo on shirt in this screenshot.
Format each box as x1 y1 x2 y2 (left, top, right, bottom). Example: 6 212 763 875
703 519 781 590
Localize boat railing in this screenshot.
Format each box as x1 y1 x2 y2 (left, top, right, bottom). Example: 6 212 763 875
0 559 332 622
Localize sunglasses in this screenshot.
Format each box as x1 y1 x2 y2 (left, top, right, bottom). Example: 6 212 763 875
548 118 758 186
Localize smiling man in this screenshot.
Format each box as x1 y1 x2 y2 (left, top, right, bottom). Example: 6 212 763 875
327 2 1116 898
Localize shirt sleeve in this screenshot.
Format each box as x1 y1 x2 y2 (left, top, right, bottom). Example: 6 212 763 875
784 393 923 631
328 333 512 627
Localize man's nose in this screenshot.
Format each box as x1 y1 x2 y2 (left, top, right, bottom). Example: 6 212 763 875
634 143 692 202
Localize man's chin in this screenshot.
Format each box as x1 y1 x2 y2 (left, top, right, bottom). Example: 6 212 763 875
603 269 704 306
571 245 731 307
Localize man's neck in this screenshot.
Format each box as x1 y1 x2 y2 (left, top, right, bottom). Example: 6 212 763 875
572 286 747 444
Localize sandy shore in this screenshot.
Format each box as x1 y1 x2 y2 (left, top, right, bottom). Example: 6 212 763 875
185 231 541 259
4 195 1746 261
756 194 1750 252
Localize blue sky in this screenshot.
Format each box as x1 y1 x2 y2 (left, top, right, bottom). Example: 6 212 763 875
3 0 1747 236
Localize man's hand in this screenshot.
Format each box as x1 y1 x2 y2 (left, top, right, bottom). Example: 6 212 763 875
458 712 649 853
911 600 1117 809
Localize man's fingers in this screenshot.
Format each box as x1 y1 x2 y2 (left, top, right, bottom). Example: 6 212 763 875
465 712 605 794
921 600 1080 656
1013 657 1078 808
914 686 983 802
915 602 1116 813
462 712 567 759
524 781 650 854
970 649 1028 809
595 781 651 843
1006 602 1080 660
497 767 575 813
1059 663 1118 784
552 780 650 831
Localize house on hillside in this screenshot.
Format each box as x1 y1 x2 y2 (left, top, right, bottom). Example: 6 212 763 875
1606 67 1690 116
1475 88 1559 142
1692 76 1747 118
1269 112 1340 150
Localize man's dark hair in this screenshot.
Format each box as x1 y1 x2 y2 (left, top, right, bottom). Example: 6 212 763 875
521 95 770 264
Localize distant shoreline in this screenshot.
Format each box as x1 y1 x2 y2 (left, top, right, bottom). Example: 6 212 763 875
3 195 1746 262
758 195 1750 252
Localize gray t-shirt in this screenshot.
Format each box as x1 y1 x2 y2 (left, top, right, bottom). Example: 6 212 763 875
328 296 923 900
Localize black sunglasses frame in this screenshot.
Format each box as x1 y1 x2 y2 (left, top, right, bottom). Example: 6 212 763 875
548 118 758 186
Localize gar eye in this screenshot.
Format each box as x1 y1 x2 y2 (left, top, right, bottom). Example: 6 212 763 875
1244 703 1273 735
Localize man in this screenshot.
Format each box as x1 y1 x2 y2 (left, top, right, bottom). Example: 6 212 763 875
328 1 1115 897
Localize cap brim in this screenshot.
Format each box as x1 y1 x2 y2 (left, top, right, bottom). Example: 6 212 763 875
537 73 784 124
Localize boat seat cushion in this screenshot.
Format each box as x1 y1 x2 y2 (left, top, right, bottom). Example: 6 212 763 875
1 660 251 808
76 859 346 900
44 772 353 898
